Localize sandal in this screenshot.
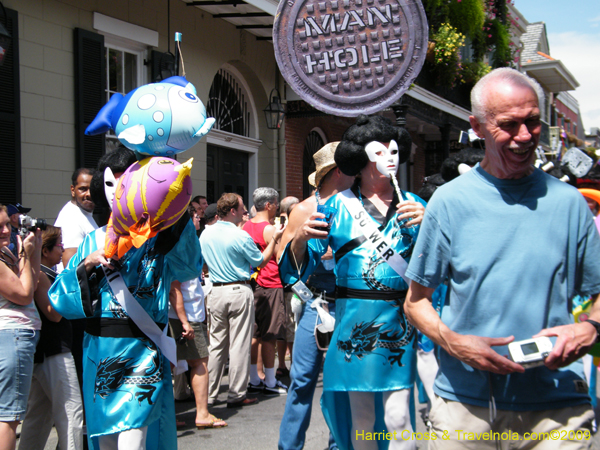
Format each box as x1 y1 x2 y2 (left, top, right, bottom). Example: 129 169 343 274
196 415 228 429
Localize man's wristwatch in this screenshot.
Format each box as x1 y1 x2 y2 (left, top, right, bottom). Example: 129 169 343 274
585 319 600 343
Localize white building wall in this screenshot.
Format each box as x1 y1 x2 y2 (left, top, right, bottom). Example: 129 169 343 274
5 0 279 221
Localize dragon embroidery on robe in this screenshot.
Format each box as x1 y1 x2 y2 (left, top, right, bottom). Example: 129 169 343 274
93 340 162 405
337 218 416 366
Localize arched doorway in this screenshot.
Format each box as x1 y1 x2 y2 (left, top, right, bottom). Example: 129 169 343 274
205 68 256 204
206 69 251 138
302 130 326 200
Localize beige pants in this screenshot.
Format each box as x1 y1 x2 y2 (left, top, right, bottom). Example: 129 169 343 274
428 396 595 450
207 284 254 403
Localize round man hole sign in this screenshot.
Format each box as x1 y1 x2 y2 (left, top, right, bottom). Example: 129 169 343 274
273 0 428 117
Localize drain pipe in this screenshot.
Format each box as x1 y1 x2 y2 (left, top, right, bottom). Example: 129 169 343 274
277 74 287 197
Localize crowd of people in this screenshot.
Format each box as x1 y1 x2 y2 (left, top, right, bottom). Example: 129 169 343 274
1 67 600 450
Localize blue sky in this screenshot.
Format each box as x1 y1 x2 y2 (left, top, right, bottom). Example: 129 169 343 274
514 0 600 133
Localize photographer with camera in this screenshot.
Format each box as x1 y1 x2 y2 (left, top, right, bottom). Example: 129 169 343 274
19 225 84 450
0 204 42 450
6 203 32 257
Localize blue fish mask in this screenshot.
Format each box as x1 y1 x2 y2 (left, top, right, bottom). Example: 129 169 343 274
85 76 215 157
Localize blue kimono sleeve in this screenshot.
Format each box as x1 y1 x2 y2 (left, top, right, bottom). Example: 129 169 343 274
165 220 202 284
49 230 99 320
278 237 327 286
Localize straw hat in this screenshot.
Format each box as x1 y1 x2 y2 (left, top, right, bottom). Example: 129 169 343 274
308 142 339 188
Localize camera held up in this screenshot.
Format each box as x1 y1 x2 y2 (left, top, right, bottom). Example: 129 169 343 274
18 214 47 237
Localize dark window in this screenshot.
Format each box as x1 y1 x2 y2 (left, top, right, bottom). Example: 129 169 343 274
206 69 249 137
0 7 21 205
425 141 445 176
206 145 248 205
103 45 141 149
302 131 325 200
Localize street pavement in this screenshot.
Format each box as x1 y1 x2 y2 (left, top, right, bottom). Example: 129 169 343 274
173 369 330 450
27 363 600 450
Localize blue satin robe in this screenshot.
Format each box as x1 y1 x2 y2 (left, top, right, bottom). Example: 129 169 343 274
49 221 201 450
280 188 425 450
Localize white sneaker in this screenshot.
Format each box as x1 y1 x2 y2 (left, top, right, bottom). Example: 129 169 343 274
264 379 288 396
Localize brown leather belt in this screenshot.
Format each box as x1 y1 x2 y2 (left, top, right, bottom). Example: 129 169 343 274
213 280 251 287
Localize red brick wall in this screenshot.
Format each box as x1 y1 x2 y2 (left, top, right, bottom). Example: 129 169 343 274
555 98 580 135
285 115 355 199
285 116 428 197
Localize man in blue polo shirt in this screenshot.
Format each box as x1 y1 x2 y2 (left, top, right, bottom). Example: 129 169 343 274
405 68 600 449
200 193 284 409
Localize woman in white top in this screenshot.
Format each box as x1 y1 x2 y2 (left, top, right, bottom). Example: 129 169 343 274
0 204 42 450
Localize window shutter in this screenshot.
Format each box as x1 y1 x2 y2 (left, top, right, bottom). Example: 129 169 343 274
0 7 21 205
74 28 105 169
151 50 175 82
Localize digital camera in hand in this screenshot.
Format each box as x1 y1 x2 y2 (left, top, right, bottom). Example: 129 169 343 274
18 215 47 237
508 336 553 369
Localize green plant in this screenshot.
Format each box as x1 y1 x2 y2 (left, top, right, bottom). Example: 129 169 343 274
419 0 520 90
447 0 485 38
485 18 512 66
430 23 466 87
461 60 491 85
480 0 520 67
432 23 465 65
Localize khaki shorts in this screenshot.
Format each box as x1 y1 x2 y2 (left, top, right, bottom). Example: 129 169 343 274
428 395 594 450
169 319 209 361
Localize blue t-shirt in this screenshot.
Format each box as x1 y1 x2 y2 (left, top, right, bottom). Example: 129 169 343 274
406 164 600 411
200 221 263 283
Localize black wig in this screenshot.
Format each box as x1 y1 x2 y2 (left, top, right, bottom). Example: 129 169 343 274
335 115 412 176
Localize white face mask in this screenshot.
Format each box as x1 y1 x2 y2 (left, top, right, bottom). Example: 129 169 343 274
364 140 399 177
104 167 117 210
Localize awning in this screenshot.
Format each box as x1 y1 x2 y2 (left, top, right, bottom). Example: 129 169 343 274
522 59 579 92
181 0 277 41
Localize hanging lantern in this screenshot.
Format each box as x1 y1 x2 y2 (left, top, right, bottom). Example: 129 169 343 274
263 89 285 130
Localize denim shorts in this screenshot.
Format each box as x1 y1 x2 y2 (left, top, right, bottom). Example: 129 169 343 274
0 328 39 421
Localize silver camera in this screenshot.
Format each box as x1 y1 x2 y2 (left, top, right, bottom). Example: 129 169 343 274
508 337 553 369
291 280 314 303
18 215 47 237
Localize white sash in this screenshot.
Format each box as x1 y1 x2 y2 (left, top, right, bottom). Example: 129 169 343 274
95 229 178 366
337 189 410 285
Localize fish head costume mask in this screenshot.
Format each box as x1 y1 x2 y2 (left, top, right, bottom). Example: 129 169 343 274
85 76 215 158
105 156 193 259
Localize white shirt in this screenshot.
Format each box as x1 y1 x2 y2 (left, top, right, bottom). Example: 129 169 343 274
54 201 98 249
168 277 206 323
54 201 98 272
